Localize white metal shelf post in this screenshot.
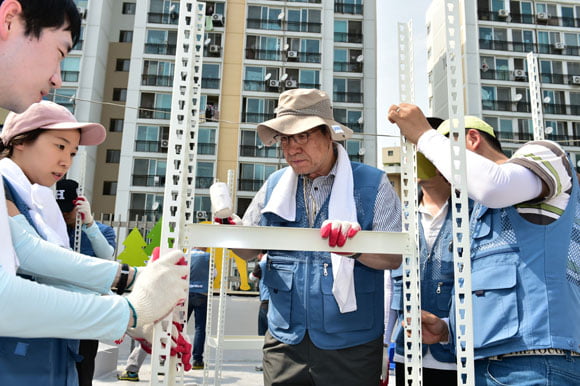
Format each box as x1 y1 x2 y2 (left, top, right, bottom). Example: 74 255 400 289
150 1 205 385
397 20 423 386
444 1 475 384
73 151 87 253
527 52 545 141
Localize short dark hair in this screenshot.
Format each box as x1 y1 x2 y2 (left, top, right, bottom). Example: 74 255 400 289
3 0 82 46
477 130 504 154
0 128 43 158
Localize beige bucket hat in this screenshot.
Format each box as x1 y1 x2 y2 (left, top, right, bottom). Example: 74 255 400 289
257 88 353 146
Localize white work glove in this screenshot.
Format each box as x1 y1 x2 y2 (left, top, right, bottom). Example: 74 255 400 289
320 220 361 255
74 196 94 225
126 249 188 329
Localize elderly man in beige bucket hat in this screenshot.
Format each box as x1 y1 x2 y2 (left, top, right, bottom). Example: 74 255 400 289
230 88 402 386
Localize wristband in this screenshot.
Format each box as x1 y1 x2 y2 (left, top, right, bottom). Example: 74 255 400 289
349 253 362 260
127 267 137 290
115 263 130 295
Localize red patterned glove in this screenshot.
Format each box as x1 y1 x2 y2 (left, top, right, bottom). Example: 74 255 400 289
320 220 361 253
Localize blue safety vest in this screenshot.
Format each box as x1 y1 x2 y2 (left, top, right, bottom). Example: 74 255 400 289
261 163 385 350
450 161 580 359
0 177 81 386
391 198 464 363
189 249 210 293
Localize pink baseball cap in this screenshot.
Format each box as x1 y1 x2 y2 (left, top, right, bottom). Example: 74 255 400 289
0 101 106 146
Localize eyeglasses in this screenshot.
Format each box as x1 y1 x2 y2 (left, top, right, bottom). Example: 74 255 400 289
275 127 323 147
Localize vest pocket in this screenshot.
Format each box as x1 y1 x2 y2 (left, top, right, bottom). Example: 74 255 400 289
470 263 518 348
263 263 294 330
320 264 376 333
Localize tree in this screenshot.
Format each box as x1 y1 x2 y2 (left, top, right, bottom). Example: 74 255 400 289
144 217 162 256
117 228 149 267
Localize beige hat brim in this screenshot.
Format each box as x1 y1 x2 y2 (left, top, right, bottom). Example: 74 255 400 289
257 114 353 146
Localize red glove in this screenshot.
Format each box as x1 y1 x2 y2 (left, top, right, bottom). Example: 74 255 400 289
214 213 242 225
320 220 361 252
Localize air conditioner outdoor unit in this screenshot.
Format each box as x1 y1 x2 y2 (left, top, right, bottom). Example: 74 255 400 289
212 13 223 22
161 140 169 148
285 80 298 88
268 79 280 87
572 76 580 85
513 69 526 79
196 210 208 219
209 44 221 53
498 9 509 18
287 50 298 58
536 12 548 20
554 42 566 50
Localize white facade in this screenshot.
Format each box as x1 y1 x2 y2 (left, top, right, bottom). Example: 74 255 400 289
426 0 580 163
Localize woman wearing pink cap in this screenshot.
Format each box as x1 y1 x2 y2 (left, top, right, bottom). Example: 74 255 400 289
0 101 190 385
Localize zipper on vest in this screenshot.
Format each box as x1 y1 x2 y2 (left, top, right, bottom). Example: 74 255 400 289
436 282 443 294
323 263 329 276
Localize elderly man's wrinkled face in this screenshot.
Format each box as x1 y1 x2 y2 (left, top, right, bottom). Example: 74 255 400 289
280 126 335 179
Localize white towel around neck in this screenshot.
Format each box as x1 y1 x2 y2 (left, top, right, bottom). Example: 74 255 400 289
0 158 70 248
262 144 358 313
0 182 19 275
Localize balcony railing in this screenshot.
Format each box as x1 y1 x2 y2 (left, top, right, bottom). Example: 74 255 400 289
242 112 277 123
128 209 161 222
139 106 171 120
270 0 321 3
238 178 266 192
245 48 282 61
147 12 179 25
62 71 80 82
135 140 169 153
333 91 363 103
132 174 166 187
197 143 216 155
478 10 580 27
202 77 220 89
196 176 213 189
142 74 173 87
333 61 363 73
496 131 534 142
334 32 363 44
479 39 580 56
334 2 363 15
482 99 580 115
239 145 279 158
480 69 518 81
247 18 321 33
338 121 363 133
144 43 176 56
348 154 364 163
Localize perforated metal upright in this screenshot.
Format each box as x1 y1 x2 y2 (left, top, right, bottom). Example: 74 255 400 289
73 151 87 253
397 20 423 386
526 52 545 141
150 1 205 385
443 1 475 384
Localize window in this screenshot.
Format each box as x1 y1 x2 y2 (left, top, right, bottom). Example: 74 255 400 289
145 30 177 55
122 2 136 15
103 181 117 196
119 30 133 42
133 159 167 187
196 161 214 189
113 88 127 102
106 149 120 163
110 119 124 132
139 92 172 119
239 162 277 191
197 128 216 155
116 59 130 72
129 193 163 221
61 57 80 82
202 63 220 89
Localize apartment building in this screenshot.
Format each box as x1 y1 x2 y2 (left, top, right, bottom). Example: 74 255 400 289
426 0 580 164
55 0 376 222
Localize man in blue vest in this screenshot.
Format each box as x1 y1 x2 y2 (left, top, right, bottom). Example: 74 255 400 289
231 89 402 386
188 247 212 370
391 118 458 385
390 104 580 385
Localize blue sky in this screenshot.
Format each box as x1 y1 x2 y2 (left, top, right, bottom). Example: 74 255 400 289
376 0 433 163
